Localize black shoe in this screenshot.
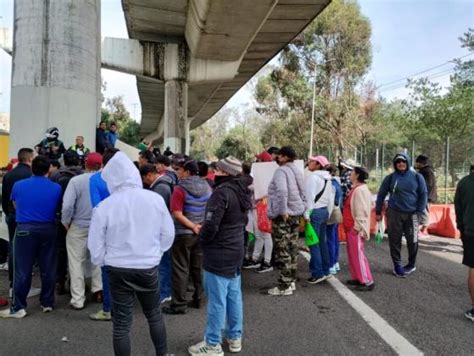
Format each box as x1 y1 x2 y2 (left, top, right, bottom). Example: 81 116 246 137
162 306 186 315
355 283 375 292
188 299 202 309
346 280 362 286
243 260 261 270
256 262 273 273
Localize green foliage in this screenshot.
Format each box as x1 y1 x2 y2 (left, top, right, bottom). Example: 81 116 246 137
101 95 141 146
215 126 263 161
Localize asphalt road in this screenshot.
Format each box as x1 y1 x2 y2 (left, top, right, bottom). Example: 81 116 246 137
0 235 472 355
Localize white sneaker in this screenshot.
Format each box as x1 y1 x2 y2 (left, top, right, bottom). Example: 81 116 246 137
160 296 172 304
0 308 26 319
267 286 293 296
188 340 224 355
290 282 296 291
28 287 41 298
41 306 53 313
225 338 242 353
335 262 341 271
0 262 8 271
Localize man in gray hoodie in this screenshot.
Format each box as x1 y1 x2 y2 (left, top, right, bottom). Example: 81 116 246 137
267 146 306 296
61 153 103 309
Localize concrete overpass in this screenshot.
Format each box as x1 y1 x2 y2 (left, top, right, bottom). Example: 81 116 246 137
6 0 330 157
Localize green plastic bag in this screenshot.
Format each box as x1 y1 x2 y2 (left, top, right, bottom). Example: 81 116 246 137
248 232 256 243
305 223 319 247
375 220 385 244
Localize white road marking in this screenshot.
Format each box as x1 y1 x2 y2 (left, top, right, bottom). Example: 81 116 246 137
300 251 423 356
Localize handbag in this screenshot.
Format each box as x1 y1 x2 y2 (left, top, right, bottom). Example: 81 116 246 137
256 200 272 233
327 206 343 225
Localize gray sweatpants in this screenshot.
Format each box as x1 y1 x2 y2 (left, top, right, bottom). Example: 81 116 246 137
387 208 419 268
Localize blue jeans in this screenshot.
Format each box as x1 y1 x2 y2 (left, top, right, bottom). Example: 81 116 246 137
159 250 172 301
102 266 112 312
309 208 330 278
204 271 243 346
326 224 340 267
12 223 57 312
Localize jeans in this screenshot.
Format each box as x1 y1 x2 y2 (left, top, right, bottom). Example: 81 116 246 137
326 224 340 267
309 208 330 278
159 250 172 301
12 223 57 312
102 266 112 312
204 271 243 346
108 266 167 356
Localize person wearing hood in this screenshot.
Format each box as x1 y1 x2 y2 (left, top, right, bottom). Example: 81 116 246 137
304 155 334 285
35 127 66 161
50 150 84 295
415 154 437 236
88 152 175 356
266 146 306 296
188 157 251 355
376 153 428 278
163 159 212 315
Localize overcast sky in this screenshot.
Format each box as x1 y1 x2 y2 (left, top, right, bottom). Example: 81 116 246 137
1 0 472 122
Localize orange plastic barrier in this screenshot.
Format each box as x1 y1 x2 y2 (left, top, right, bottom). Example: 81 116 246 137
427 204 460 239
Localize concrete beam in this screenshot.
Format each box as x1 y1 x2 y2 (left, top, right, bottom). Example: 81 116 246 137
102 37 240 84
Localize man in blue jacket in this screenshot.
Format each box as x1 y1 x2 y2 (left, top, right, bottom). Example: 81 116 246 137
376 153 428 278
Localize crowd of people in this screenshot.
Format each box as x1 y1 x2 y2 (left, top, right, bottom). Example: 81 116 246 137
0 134 473 355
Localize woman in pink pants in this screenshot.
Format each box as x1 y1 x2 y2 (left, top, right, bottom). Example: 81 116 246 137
342 167 375 291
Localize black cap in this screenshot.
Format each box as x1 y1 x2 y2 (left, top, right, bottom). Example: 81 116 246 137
415 154 429 164
279 146 297 160
182 159 199 175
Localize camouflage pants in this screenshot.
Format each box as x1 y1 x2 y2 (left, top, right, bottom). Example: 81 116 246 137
272 215 301 290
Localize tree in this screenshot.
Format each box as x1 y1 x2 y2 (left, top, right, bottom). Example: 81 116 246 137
254 0 372 157
101 95 141 146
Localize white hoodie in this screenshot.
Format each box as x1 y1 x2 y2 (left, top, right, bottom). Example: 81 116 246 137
304 170 335 219
88 152 175 269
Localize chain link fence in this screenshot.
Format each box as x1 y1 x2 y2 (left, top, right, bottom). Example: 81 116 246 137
350 137 474 203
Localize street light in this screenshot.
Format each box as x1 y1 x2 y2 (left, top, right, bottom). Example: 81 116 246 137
309 58 336 157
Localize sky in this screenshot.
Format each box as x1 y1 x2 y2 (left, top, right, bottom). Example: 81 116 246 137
0 0 473 122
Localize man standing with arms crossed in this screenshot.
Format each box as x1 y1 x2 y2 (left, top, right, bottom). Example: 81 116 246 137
454 165 474 322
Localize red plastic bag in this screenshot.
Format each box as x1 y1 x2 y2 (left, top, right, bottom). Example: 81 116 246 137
256 200 272 233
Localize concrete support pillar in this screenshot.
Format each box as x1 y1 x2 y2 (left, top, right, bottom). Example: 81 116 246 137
163 43 188 154
9 0 101 157
164 80 187 154
185 117 194 155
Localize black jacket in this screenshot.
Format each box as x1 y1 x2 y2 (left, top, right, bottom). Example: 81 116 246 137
1 163 32 215
455 172 474 236
199 175 252 277
418 165 437 203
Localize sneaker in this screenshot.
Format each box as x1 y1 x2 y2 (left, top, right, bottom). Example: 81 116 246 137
355 282 375 292
307 275 328 285
290 282 296 291
464 309 474 322
41 305 53 313
346 279 362 286
403 265 417 275
225 338 242 353
0 262 8 271
162 305 186 315
160 296 172 304
335 262 341 272
89 310 112 321
242 260 261 270
256 262 273 273
0 308 26 319
392 265 406 278
329 266 337 275
188 340 224 355
267 286 293 296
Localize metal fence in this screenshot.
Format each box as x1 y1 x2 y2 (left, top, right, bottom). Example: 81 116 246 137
350 137 474 203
